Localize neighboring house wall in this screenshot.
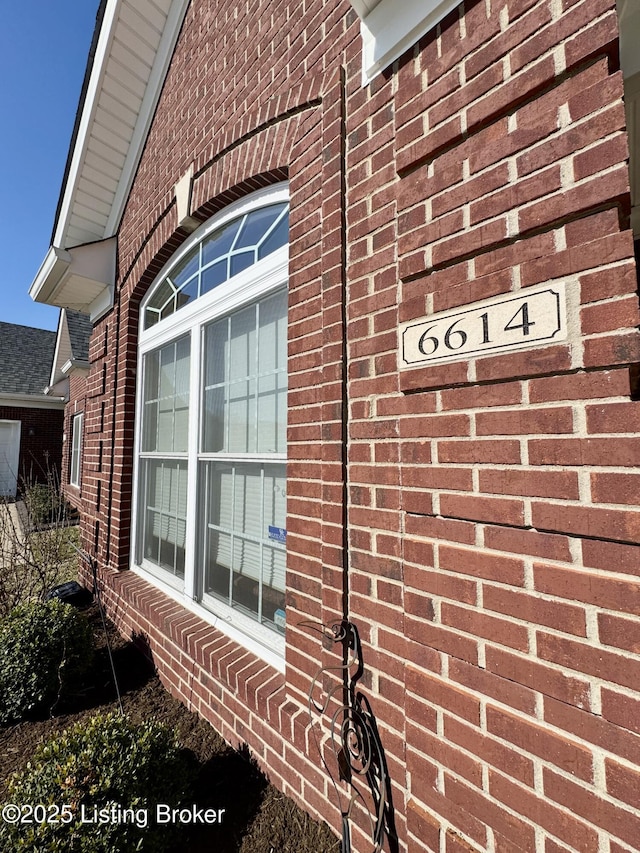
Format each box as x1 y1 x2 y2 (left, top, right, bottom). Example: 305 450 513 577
50 0 640 851
0 321 65 492
0 405 63 487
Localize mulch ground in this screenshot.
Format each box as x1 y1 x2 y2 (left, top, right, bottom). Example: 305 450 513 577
0 603 340 853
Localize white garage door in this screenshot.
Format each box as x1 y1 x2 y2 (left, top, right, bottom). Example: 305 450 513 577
0 421 21 498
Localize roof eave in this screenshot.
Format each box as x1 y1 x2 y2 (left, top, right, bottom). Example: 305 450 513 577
52 0 192 251
0 392 66 411
30 238 116 322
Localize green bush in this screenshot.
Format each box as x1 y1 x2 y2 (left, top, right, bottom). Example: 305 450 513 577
0 599 94 724
23 481 65 527
0 712 194 852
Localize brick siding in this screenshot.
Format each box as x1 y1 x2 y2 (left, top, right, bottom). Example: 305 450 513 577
74 0 640 850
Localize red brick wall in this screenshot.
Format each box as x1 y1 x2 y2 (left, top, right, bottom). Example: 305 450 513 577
0 405 63 488
77 0 640 850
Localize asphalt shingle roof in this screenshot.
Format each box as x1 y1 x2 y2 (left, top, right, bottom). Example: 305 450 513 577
0 322 57 395
65 310 92 363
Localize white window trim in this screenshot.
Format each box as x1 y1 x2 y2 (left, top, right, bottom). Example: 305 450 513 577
131 184 289 670
350 0 462 84
70 412 83 488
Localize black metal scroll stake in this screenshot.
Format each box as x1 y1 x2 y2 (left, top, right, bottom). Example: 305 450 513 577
303 620 398 853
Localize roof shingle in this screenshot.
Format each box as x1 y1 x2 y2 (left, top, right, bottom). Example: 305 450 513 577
0 322 57 395
65 310 92 363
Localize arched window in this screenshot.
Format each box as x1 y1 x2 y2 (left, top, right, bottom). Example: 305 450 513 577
133 185 288 664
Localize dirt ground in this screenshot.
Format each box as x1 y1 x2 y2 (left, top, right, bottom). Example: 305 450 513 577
0 603 340 853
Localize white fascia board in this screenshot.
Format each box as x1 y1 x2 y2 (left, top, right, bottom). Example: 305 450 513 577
0 393 66 411
355 0 462 84
61 359 90 376
30 247 72 305
105 0 192 235
49 308 67 388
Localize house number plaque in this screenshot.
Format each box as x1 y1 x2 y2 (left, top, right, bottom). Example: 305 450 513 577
400 283 567 368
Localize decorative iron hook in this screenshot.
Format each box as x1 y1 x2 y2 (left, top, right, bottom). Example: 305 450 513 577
302 619 398 853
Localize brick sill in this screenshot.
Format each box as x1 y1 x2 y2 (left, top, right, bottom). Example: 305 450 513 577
95 566 286 725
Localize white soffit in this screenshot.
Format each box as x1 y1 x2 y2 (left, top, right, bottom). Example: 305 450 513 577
30 238 117 319
55 0 191 251
349 0 462 84
31 0 190 319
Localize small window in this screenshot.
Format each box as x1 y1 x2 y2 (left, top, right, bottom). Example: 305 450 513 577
70 413 83 488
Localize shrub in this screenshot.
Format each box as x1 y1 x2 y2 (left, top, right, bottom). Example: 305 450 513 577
0 599 94 724
0 472 79 620
0 712 194 852
24 481 62 527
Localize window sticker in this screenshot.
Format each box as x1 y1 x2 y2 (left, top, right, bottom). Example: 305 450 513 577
268 526 287 544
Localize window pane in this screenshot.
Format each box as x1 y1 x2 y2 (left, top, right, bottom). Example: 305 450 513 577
148 278 176 314
234 466 262 537
234 204 286 250
202 317 226 453
258 212 288 259
264 465 286 529
262 547 286 633
258 290 286 372
144 350 160 401
141 459 188 580
203 388 225 452
204 317 227 386
230 252 254 278
205 531 231 599
172 249 199 290
232 538 260 617
70 414 83 487
145 308 160 328
201 220 241 267
142 337 190 453
228 379 256 453
201 461 286 630
201 259 227 295
176 276 199 310
257 291 287 453
229 305 255 380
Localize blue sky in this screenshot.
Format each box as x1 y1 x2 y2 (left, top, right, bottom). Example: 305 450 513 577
0 1 99 332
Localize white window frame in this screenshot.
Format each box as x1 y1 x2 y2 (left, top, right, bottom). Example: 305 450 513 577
70 412 83 488
131 184 289 670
